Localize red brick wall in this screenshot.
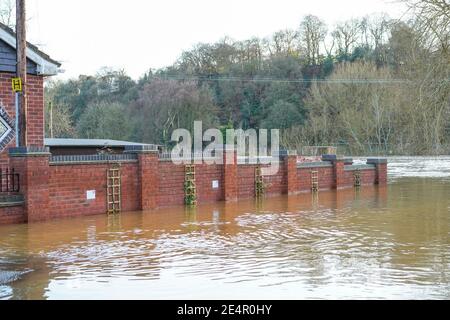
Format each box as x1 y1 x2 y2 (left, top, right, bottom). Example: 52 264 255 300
286 155 298 195
237 164 287 199
0 154 382 224
0 205 25 224
195 164 224 203
158 162 224 207
334 160 345 189
0 72 45 167
9 154 50 222
48 162 140 218
157 162 185 206
297 166 376 192
237 165 255 199
47 161 226 216
298 166 335 192
376 163 388 185
138 153 159 210
224 150 238 201
343 169 377 186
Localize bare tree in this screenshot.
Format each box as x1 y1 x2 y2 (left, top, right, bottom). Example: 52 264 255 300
268 29 300 57
356 15 392 51
0 0 15 28
332 19 361 57
299 15 327 65
403 0 450 53
303 61 403 154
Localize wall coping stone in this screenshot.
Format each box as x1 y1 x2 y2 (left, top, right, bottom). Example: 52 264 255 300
50 160 138 166
345 164 376 171
50 154 138 164
9 146 51 157
124 145 159 154
367 158 388 164
298 162 334 168
321 154 348 162
274 150 297 157
238 161 282 166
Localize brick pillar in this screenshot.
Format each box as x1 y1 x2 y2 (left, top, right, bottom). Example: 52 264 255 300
223 147 238 202
323 155 346 190
285 151 298 195
333 159 346 189
367 158 388 186
9 147 50 222
126 145 159 211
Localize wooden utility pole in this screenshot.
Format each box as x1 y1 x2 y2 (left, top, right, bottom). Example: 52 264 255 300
16 0 27 146
49 102 53 138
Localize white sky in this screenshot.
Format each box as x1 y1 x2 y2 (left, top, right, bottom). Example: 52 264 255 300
25 0 408 80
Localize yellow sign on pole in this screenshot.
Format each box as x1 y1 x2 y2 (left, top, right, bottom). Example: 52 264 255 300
11 78 23 92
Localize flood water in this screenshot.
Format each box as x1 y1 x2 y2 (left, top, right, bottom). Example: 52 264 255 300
1 156 450 300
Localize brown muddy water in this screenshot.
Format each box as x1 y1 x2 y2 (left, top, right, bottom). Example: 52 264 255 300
1 157 450 300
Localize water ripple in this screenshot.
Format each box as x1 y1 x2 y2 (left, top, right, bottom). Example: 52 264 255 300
1 157 450 299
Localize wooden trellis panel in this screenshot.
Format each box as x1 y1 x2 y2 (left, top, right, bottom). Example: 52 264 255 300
185 165 197 206
107 164 122 214
311 170 319 193
255 166 264 197
354 169 362 187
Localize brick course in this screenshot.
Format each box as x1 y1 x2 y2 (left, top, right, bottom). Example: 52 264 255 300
0 204 25 224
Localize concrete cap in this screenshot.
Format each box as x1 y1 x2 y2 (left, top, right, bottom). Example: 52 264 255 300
322 154 346 162
124 145 159 154
9 146 51 157
367 158 388 164
271 150 297 157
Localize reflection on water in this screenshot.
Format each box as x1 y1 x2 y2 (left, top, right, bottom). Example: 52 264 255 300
1 157 450 300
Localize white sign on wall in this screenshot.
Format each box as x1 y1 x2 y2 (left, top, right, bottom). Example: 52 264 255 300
212 180 219 189
86 190 96 200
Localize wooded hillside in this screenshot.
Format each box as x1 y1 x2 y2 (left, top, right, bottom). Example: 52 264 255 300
41 0 449 155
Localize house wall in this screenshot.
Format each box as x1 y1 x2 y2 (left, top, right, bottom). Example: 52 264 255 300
0 39 37 74
0 72 45 167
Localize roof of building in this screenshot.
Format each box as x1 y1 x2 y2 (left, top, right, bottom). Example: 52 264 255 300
0 22 61 76
45 138 155 148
